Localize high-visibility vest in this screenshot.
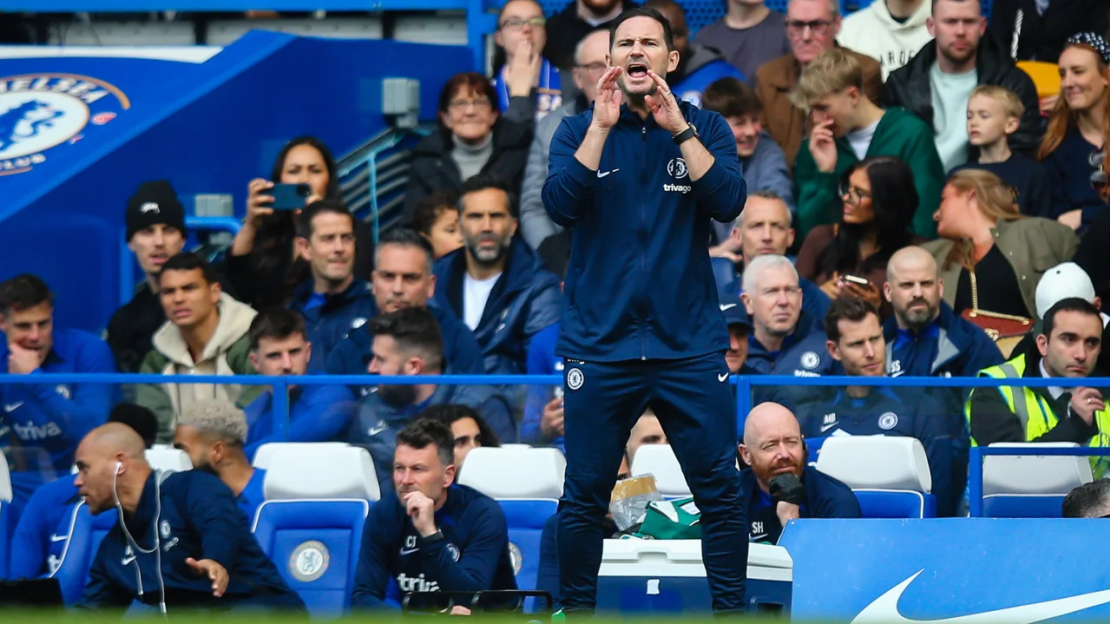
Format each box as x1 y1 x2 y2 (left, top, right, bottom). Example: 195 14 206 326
965 353 1110 476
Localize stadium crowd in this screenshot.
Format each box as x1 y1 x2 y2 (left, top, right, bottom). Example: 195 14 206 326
3 0 1110 613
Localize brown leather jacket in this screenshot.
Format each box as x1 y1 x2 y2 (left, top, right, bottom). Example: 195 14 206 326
753 47 883 169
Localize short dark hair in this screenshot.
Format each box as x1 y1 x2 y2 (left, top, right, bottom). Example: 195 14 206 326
248 308 307 351
458 173 517 218
159 252 218 286
296 198 355 239
0 274 52 316
368 307 445 372
396 417 456 468
438 72 501 118
421 404 502 448
608 6 676 52
413 191 459 236
108 402 159 449
1063 479 1110 518
1042 297 1102 340
376 228 435 275
701 76 762 118
824 296 880 343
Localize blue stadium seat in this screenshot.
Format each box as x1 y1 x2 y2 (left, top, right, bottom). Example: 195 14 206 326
253 445 380 617
457 447 565 597
0 451 11 579
980 443 1092 518
816 437 935 518
630 444 691 498
49 502 118 605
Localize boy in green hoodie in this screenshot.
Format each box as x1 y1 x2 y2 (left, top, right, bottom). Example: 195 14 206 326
792 48 944 239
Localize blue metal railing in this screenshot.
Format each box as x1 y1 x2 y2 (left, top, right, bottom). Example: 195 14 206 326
967 446 1110 517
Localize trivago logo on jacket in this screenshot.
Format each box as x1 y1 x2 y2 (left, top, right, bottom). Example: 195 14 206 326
0 74 129 175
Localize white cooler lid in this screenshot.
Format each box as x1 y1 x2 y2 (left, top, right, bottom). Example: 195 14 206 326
599 539 793 582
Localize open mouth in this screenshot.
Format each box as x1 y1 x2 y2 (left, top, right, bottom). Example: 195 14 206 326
626 62 649 78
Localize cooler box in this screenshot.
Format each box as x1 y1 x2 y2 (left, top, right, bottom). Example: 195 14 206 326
596 540 792 614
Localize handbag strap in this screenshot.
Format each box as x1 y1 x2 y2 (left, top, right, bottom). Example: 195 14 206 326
967 267 1032 323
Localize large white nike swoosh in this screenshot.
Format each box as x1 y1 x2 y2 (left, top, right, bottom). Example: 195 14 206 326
852 571 1110 624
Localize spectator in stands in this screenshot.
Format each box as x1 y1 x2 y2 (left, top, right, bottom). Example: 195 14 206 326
754 0 882 169
520 29 609 250
952 85 1052 217
990 0 1109 64
173 400 265 522
326 229 484 384
492 0 563 123
837 0 931 79
883 0 1041 173
795 296 954 513
793 49 944 239
740 255 824 374
722 294 752 374
413 192 464 259
351 417 517 609
543 0 633 72
694 0 791 82
701 77 794 245
522 321 565 449
137 253 260 443
796 156 923 317
433 174 561 374
642 0 746 105
348 308 514 486
106 180 188 374
422 404 502 473
1039 33 1110 231
739 402 860 544
288 200 375 371
966 299 1108 467
403 73 532 226
718 192 833 322
243 309 355 461
1011 263 1110 377
228 136 373 309
923 169 1078 320
8 403 157 580
626 410 668 462
74 423 306 612
1063 479 1110 518
0 274 115 490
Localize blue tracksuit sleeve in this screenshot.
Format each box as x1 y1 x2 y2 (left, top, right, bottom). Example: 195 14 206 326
420 499 509 593
8 490 52 579
11 340 115 444
184 473 243 568
915 395 952 513
77 546 132 609
692 112 747 223
543 118 595 226
244 386 356 459
810 480 862 519
522 330 556 445
480 395 517 444
521 278 561 358
351 505 395 610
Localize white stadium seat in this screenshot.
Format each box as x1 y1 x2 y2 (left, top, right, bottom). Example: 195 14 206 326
457 446 565 499
630 444 690 498
980 442 1093 518
252 441 351 470
0 449 11 504
144 445 193 472
262 445 380 502
816 437 933 518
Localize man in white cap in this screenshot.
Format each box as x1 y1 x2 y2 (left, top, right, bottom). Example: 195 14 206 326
1012 263 1110 376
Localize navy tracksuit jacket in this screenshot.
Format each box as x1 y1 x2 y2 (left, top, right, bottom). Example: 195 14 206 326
740 465 860 544
79 470 305 613
522 322 564 450
796 386 952 514
755 328 843 411
351 484 517 609
542 100 748 613
242 383 358 461
8 477 80 579
740 312 822 375
289 278 376 373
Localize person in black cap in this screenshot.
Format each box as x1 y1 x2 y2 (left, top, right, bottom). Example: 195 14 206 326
106 181 189 374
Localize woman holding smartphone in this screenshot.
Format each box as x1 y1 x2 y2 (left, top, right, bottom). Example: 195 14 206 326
795 156 922 317
226 136 373 308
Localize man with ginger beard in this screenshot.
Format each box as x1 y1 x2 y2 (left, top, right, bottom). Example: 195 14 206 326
739 402 859 545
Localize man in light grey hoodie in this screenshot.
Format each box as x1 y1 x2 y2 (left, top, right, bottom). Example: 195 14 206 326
837 0 933 80
519 29 609 250
137 252 260 443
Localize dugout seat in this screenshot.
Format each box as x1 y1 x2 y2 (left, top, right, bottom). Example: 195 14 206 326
0 449 10 579
144 446 193 472
49 501 118 605
252 445 378 617
630 444 691 498
457 447 565 599
252 442 351 470
980 442 1092 518
817 437 935 518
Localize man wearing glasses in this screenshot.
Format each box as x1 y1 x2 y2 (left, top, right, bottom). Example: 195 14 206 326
753 0 881 169
493 0 563 124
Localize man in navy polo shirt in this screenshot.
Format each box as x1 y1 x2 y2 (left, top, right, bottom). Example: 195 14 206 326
351 417 516 609
739 402 860 544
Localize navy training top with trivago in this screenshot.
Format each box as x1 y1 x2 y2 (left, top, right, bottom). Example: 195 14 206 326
542 100 747 362
350 483 517 609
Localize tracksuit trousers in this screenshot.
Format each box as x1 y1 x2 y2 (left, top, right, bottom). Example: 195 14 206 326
557 352 748 614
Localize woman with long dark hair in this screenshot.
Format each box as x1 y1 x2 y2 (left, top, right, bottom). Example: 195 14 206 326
226 136 373 308
1039 32 1110 231
795 156 921 316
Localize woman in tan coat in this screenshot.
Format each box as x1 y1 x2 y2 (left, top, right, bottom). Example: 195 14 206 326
923 169 1079 319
